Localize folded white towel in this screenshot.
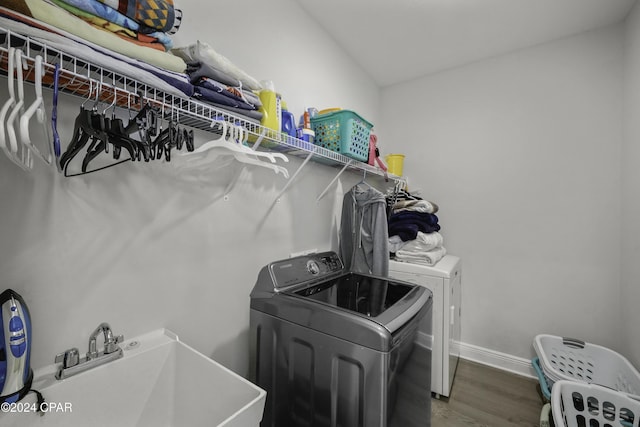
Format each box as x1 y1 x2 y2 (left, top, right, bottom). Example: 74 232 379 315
388 235 408 253
400 231 443 252
395 246 447 266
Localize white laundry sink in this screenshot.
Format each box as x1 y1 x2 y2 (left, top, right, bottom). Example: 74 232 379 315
0 329 266 427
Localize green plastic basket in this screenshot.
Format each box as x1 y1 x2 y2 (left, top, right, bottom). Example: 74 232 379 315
310 110 373 162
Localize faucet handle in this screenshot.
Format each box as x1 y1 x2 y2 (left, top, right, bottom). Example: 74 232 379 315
55 347 80 368
104 334 124 354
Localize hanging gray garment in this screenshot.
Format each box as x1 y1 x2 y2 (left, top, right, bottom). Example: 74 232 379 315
339 184 389 276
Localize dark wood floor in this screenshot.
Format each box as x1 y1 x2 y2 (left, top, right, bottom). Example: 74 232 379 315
431 358 544 427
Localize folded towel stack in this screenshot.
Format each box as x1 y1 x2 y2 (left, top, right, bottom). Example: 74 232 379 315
387 189 446 266
388 210 440 241
47 0 182 52
2 0 187 73
172 41 264 123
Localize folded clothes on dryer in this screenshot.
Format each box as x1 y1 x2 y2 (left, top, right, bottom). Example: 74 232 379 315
406 231 443 251
390 211 439 226
389 231 443 255
388 211 441 242
392 199 439 214
389 235 408 253
395 245 447 266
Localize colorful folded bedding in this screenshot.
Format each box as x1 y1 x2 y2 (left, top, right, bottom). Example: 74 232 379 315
0 4 263 124
49 0 172 51
19 0 185 72
50 0 142 32
0 8 190 96
96 0 175 33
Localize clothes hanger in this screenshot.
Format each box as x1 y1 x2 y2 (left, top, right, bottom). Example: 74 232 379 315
0 47 18 164
150 103 168 160
19 55 53 166
80 89 118 172
238 126 288 163
181 121 289 177
229 125 290 178
175 108 194 153
151 105 189 161
188 119 228 152
189 121 288 164
356 170 373 189
183 127 194 152
101 89 138 161
52 63 62 172
5 49 32 171
231 152 290 178
124 98 157 161
60 81 111 171
59 80 96 169
64 86 133 176
79 82 109 173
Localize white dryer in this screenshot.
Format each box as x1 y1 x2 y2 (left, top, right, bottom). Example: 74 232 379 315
389 255 462 398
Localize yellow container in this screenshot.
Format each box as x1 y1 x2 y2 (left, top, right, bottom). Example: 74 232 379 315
385 154 405 176
258 89 281 132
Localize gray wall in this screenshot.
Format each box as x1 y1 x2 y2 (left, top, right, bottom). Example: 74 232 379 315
380 26 624 360
622 2 640 367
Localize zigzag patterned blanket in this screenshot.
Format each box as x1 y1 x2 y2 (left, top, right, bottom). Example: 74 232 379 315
98 0 175 32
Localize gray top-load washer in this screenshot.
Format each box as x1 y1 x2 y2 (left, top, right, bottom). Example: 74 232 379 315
250 251 432 427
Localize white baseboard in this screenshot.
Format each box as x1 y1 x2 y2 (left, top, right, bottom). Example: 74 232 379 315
414 332 536 378
457 341 536 379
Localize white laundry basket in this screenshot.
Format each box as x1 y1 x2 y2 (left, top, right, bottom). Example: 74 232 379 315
534 334 640 401
552 380 640 427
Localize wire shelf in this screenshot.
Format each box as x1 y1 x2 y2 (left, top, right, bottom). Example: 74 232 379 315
0 24 403 183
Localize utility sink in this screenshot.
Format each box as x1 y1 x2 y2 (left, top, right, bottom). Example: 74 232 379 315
0 329 266 427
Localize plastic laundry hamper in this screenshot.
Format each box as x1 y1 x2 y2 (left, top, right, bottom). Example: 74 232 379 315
552 380 640 427
534 334 640 401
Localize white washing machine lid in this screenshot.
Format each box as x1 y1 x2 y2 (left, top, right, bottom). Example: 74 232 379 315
389 254 460 278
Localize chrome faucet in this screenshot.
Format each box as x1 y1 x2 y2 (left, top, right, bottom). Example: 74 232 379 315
55 322 124 380
87 322 121 360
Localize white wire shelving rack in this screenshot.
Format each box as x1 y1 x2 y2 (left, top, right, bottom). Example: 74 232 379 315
0 24 404 186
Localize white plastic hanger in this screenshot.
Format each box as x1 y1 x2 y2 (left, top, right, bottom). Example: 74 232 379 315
226 124 289 178
0 47 27 169
183 120 289 178
2 49 31 170
20 55 53 166
356 169 373 189
232 152 289 178
0 47 17 162
190 121 288 164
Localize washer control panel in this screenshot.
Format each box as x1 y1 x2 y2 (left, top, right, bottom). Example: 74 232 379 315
270 252 343 290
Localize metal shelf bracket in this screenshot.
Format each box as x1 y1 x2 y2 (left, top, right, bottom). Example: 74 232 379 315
316 160 353 203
